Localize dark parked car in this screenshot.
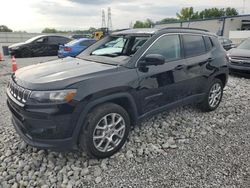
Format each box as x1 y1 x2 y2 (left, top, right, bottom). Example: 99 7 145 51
218 36 236 51
227 38 250 74
6 28 229 158
8 35 71 58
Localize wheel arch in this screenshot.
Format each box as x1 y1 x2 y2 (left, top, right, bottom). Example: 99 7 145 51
72 92 138 145
214 73 227 87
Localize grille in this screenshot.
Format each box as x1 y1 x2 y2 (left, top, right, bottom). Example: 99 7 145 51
230 56 250 67
8 79 31 103
230 56 250 61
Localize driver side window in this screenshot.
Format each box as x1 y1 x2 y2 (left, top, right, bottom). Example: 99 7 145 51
36 37 47 43
145 35 181 61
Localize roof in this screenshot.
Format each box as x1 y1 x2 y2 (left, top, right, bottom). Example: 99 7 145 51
111 27 215 36
155 14 250 25
112 28 158 35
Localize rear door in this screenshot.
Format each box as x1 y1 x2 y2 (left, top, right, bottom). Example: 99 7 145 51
181 34 211 95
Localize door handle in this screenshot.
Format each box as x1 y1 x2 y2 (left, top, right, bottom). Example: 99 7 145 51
174 65 185 70
207 57 215 62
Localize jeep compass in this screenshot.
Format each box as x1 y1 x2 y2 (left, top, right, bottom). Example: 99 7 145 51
6 28 229 158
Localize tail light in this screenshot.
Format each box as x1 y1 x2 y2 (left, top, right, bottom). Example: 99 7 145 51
64 47 72 51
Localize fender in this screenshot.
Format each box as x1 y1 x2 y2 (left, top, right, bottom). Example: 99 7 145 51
71 92 138 146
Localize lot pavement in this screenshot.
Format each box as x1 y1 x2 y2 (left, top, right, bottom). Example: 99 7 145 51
0 57 250 188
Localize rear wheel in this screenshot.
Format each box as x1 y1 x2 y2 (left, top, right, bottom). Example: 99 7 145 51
79 103 130 159
199 78 223 112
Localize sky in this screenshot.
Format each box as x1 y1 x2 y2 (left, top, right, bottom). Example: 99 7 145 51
0 0 250 33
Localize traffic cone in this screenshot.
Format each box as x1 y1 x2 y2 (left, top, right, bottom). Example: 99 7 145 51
11 56 17 72
0 52 3 61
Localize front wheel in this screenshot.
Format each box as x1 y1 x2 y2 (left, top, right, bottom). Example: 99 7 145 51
79 103 130 159
199 78 223 112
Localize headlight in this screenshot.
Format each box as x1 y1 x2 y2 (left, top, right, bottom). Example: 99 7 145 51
29 89 77 104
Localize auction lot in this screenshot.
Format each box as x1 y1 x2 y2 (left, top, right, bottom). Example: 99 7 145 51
0 57 250 187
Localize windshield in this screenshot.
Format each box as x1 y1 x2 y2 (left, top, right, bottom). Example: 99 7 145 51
237 39 250 50
90 35 150 57
25 36 43 43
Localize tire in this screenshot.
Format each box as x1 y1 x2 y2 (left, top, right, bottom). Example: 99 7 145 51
199 78 223 112
79 103 130 159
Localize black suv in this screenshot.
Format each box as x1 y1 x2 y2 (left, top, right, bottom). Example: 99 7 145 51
6 28 229 158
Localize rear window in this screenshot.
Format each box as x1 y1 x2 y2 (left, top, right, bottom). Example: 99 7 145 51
182 35 206 57
80 40 96 46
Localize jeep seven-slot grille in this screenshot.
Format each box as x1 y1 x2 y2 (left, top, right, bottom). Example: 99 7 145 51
8 80 31 103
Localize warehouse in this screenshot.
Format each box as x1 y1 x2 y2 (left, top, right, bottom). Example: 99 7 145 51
154 14 250 38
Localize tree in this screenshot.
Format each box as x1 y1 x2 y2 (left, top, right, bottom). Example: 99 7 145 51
0 25 13 32
176 7 239 20
176 7 199 20
133 19 154 28
42 28 57 33
158 18 178 24
199 8 224 19
225 7 238 16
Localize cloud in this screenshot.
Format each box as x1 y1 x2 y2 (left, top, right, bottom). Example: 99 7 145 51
68 0 111 5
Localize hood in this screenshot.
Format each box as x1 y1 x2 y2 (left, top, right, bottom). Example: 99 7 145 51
14 57 117 90
228 48 250 58
8 42 25 49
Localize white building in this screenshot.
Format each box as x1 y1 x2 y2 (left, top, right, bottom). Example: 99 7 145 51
155 14 250 42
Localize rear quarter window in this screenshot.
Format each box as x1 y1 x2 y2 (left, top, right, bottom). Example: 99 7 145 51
182 35 206 57
204 36 214 51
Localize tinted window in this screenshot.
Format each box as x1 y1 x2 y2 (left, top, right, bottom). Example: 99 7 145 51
183 35 206 57
204 36 213 51
145 35 181 61
36 37 48 43
80 40 96 46
49 36 69 44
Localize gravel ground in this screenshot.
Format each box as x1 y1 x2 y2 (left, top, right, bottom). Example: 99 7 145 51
0 67 249 187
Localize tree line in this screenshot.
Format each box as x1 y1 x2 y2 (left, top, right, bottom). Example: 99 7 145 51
133 7 238 28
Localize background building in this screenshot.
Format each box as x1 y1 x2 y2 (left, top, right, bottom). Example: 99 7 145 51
155 14 250 43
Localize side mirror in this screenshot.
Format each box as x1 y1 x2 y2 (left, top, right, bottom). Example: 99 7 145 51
140 54 165 66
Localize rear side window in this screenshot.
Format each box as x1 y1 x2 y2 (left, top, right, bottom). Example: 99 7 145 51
80 40 96 46
145 35 181 61
49 36 69 44
182 35 206 57
204 36 213 51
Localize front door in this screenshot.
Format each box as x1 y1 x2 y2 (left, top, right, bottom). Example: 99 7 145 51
136 34 190 114
31 37 49 57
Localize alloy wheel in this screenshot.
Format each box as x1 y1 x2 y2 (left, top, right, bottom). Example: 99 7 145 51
208 83 222 108
93 113 126 152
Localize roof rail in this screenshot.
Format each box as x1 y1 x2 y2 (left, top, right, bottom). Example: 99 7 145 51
159 27 209 32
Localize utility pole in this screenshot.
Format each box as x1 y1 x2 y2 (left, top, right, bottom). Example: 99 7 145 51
101 9 106 28
107 7 112 31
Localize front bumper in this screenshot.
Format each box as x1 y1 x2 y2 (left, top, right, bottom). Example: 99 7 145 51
7 92 80 151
